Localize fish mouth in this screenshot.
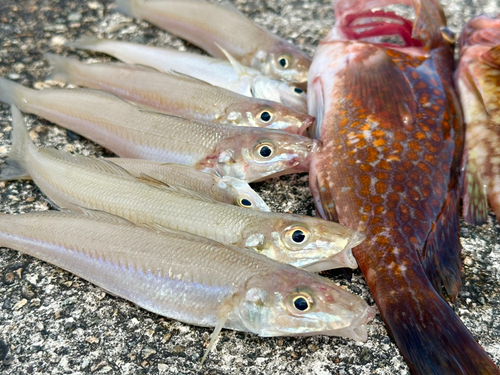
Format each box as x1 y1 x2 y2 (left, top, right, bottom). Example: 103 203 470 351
340 10 422 48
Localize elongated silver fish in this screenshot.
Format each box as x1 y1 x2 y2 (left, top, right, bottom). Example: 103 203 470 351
104 158 270 211
45 54 314 135
114 0 311 85
0 77 316 182
0 209 375 362
1 105 362 271
67 37 308 113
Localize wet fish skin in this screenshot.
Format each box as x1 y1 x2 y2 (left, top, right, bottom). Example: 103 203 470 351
114 0 311 85
104 158 271 211
0 77 317 183
1 105 362 271
308 0 499 373
67 37 308 113
0 209 375 345
45 54 314 135
455 15 500 225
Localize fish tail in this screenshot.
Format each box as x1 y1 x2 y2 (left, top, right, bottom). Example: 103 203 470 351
0 77 31 109
66 36 108 53
0 105 32 181
378 280 500 374
114 0 139 18
43 53 74 83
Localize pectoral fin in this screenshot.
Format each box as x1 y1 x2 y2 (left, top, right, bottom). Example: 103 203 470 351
462 151 489 225
200 303 232 365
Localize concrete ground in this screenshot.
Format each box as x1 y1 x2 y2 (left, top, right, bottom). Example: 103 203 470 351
0 0 499 374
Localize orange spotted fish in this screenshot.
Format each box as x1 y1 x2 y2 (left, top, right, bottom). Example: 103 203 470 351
308 0 500 373
455 15 500 225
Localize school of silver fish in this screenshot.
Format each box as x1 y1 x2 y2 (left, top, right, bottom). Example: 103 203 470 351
0 0 500 373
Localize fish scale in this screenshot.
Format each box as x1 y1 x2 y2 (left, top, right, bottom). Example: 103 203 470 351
308 0 499 373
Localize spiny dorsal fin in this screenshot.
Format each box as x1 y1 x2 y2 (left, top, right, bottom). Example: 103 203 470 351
38 148 136 179
137 173 220 203
214 42 249 78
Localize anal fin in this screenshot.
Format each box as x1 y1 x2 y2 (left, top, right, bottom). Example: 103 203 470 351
422 184 462 300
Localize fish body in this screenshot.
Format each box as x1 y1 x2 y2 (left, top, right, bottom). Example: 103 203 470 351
455 15 500 225
67 37 308 113
308 0 500 373
45 54 314 135
104 158 270 211
114 0 311 85
1 106 362 271
0 209 375 344
0 77 316 182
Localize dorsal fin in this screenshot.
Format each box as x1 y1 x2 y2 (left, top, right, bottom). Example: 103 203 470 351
27 207 136 226
38 148 136 179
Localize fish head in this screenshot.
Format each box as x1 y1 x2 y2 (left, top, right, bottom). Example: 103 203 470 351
252 76 308 114
225 100 315 135
459 15 500 49
218 176 270 211
250 214 364 271
215 130 319 182
251 40 311 85
236 270 375 340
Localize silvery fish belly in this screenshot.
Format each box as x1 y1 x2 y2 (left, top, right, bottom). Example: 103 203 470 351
0 105 363 272
44 54 314 135
104 158 270 211
308 0 499 374
113 0 311 85
455 16 500 226
0 210 375 348
67 37 308 113
0 77 316 183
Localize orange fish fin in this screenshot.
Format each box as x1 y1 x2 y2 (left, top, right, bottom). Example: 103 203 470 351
309 165 339 222
421 186 462 300
379 280 500 374
481 44 500 68
462 151 489 225
344 48 416 127
412 0 448 49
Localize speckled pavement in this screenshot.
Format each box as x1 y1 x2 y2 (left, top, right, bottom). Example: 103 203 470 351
0 0 499 374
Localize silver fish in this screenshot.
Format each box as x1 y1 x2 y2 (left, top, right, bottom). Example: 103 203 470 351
104 158 270 211
0 77 316 182
45 54 314 135
1 105 363 271
67 36 308 113
0 209 375 361
114 0 311 85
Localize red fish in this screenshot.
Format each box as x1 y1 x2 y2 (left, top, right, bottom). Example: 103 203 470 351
308 0 500 373
455 15 500 225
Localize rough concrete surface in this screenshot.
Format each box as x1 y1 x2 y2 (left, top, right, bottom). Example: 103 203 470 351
0 0 499 374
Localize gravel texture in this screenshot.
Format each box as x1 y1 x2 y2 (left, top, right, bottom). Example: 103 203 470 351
0 0 500 374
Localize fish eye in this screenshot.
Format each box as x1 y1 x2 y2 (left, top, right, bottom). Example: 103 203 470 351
259 110 273 123
238 198 253 208
285 226 311 246
293 87 304 95
278 54 292 69
440 26 456 44
288 292 314 313
254 142 275 159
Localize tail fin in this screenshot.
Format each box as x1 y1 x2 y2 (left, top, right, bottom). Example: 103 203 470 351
66 36 107 53
43 53 74 83
0 106 32 181
0 77 30 108
378 276 500 374
114 0 138 18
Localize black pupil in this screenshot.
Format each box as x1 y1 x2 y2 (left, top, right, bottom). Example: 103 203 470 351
279 58 288 68
241 199 252 207
294 87 303 94
294 297 308 311
292 230 306 243
259 146 272 158
260 111 271 122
